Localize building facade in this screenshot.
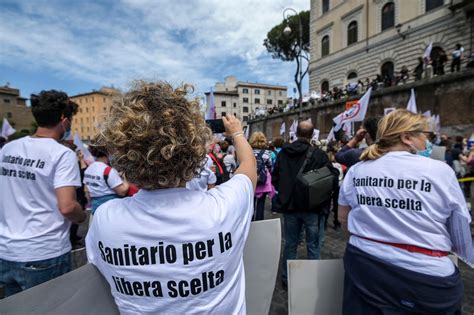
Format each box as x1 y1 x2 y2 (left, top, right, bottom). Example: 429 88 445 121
70 87 120 141
206 76 287 123
309 0 474 92
0 86 33 132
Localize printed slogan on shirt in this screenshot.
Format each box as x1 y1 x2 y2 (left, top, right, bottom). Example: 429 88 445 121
98 232 233 298
352 176 432 211
1 155 46 180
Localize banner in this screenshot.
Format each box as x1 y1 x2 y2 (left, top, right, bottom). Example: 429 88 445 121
406 88 417 114
1 118 16 139
333 87 372 130
279 122 286 135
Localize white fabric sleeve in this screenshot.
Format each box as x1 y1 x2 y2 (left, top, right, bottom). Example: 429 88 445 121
446 174 474 266
338 167 353 206
207 174 254 223
107 167 123 189
54 150 81 189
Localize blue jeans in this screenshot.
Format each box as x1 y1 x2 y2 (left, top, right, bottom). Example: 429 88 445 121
281 212 326 283
0 252 71 298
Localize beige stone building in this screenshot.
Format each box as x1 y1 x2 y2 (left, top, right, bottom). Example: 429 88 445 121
0 86 33 132
309 0 474 92
205 76 287 123
70 87 120 141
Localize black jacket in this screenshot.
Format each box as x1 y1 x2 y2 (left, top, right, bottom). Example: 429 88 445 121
272 139 337 213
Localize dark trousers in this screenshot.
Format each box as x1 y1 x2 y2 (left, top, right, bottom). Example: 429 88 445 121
253 193 267 221
343 243 463 315
451 58 461 72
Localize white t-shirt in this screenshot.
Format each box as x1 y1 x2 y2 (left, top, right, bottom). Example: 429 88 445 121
86 174 253 314
339 151 471 276
452 47 464 59
0 136 81 261
186 155 217 192
84 161 123 197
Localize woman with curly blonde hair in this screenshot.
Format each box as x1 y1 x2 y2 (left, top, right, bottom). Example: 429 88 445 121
86 81 257 314
338 109 471 314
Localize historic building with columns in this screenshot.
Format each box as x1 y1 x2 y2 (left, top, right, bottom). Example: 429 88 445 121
309 0 474 92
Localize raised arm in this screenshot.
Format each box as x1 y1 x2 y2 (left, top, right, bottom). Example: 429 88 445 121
223 115 257 191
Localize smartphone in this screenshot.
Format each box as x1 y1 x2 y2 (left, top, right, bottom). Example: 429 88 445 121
206 119 225 134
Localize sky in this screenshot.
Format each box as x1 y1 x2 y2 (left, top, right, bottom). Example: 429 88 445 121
0 0 310 102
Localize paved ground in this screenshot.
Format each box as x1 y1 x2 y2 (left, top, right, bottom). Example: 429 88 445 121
264 206 474 315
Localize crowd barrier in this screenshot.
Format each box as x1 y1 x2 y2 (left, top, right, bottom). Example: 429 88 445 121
0 219 281 315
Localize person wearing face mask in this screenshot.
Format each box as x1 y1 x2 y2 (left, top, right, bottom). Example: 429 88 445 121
338 109 472 314
0 90 87 297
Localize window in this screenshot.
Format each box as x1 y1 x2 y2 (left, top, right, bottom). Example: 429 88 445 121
243 116 249 122
86 117 89 122
279 91 283 96
233 103 237 108
103 107 106 112
87 127 90 132
103 97 106 102
347 72 358 80
278 100 283 106
321 36 330 57
267 99 272 105
243 106 249 113
4 99 11 104
85 98 88 103
6 112 12 118
93 117 95 122
347 21 358 45
86 107 89 113
255 98 260 104
426 0 444 12
243 88 249 94
255 89 260 95
321 81 329 93
267 90 271 95
322 0 329 14
221 112 226 117
381 2 395 31
221 101 226 107
74 118 78 124
80 118 83 123
79 108 82 113
381 61 395 80
243 97 249 103
91 97 94 102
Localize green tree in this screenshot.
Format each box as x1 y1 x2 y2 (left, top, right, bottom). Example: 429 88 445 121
263 10 310 106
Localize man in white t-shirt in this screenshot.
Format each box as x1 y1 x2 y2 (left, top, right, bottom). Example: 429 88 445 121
86 81 257 314
0 90 86 297
451 43 464 72
186 154 217 192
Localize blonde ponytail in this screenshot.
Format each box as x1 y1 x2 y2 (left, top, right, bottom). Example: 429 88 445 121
360 109 429 161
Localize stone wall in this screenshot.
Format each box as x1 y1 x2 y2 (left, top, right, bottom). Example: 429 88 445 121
248 70 474 139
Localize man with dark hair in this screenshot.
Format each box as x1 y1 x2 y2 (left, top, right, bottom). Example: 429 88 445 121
0 90 86 297
272 120 335 287
335 116 380 168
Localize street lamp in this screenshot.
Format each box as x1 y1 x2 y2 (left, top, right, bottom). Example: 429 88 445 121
283 7 304 118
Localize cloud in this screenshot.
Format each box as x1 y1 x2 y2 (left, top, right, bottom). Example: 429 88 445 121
0 0 310 95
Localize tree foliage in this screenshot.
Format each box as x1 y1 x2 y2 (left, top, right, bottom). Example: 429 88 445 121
263 10 310 105
263 10 310 62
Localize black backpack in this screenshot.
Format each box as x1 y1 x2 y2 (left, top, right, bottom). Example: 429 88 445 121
256 150 267 185
209 153 230 185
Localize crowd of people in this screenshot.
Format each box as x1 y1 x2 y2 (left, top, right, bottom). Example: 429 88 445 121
0 83 473 314
250 43 474 120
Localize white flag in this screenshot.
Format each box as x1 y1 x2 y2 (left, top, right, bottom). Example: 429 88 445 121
1 118 16 139
333 87 372 130
422 110 432 118
289 131 296 143
280 122 286 135
311 129 320 143
423 42 433 60
73 133 95 165
290 119 298 134
406 89 417 114
244 126 249 139
326 127 335 142
342 122 352 136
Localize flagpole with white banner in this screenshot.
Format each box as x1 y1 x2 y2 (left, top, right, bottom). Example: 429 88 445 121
406 88 417 114
1 118 16 139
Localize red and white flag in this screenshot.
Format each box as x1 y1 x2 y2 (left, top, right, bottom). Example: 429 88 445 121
333 87 372 130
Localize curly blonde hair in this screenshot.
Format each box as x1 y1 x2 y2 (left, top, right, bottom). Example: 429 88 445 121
97 81 212 190
249 132 268 150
